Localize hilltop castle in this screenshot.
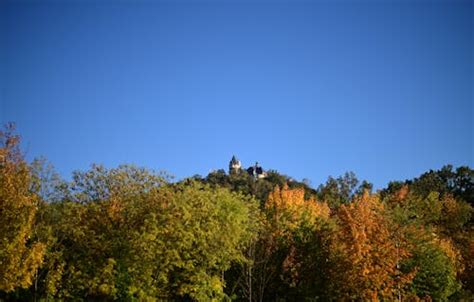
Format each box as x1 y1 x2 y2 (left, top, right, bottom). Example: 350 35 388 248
229 155 267 179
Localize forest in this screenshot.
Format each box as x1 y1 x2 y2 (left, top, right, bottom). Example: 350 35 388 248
1 123 473 302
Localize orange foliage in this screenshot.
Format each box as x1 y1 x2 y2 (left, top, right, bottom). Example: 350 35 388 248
330 192 414 301
266 184 330 231
395 185 410 203
264 184 331 286
106 197 124 223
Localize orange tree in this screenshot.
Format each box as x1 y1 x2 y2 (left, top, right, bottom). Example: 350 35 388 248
328 191 414 301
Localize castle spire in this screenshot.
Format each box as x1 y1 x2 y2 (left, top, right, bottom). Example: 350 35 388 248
229 155 242 174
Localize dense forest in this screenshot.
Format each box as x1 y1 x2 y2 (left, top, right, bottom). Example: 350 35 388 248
1 123 473 302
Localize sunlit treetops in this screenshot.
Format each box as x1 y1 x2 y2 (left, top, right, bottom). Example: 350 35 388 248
0 125 472 301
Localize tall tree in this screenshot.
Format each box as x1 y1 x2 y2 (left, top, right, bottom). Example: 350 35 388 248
329 192 414 301
0 124 46 292
318 171 373 208
30 157 68 203
68 163 169 204
384 186 472 298
402 228 462 301
233 185 331 301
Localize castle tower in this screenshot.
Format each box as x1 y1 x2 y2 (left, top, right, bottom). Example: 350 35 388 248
229 155 242 174
247 161 267 179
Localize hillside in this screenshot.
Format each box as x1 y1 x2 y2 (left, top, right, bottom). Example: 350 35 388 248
1 125 473 301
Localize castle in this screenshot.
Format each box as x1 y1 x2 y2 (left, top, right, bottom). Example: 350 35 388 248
229 155 267 179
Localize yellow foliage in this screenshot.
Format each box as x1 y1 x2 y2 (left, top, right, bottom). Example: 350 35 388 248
264 184 332 287
0 124 46 292
436 237 463 274
266 184 330 232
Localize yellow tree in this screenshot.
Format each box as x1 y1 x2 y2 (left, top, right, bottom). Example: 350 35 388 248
330 191 414 301
266 184 330 236
262 184 331 299
0 124 45 292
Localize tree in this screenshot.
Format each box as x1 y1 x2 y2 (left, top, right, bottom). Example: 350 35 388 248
317 171 372 208
266 185 333 300
230 185 331 301
68 163 169 204
0 123 46 292
329 192 414 301
2 124 473 300
266 184 330 235
402 228 462 301
30 157 68 203
384 185 473 298
35 179 258 301
382 165 474 206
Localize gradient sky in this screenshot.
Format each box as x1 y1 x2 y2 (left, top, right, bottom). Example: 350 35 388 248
1 0 472 188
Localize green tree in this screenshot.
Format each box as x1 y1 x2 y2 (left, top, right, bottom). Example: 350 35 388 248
382 165 474 206
384 186 470 300
36 178 258 301
402 228 461 301
30 157 68 203
69 163 169 204
317 171 372 208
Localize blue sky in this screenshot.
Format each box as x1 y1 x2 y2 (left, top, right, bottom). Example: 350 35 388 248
1 0 472 188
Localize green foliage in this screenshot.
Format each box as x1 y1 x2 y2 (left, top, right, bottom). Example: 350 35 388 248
30 157 68 203
402 230 461 301
30 179 258 301
204 168 317 208
382 165 474 206
226 185 333 301
384 185 472 301
1 124 473 301
317 171 373 208
69 163 169 204
392 191 443 226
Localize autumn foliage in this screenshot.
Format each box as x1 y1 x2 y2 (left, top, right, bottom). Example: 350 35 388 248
0 125 472 301
0 124 45 292
329 192 414 300
266 184 330 235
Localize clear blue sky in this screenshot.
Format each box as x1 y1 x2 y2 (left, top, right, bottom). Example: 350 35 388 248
1 0 472 188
